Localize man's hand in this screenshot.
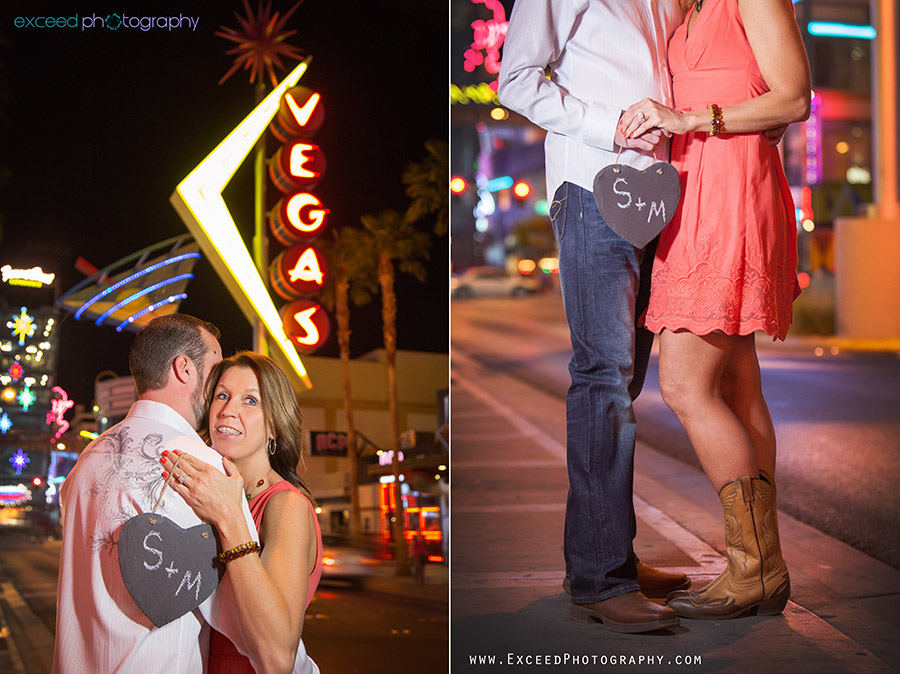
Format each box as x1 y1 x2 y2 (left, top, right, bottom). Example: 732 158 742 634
763 124 788 146
614 127 665 153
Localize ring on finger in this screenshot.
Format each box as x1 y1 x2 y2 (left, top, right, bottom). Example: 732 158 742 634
638 112 646 122
177 473 187 485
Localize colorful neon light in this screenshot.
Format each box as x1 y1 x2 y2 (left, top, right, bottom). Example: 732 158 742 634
450 83 500 106
291 306 321 345
9 362 23 382
287 248 325 286
285 91 321 127
1 265 56 287
74 253 201 320
47 386 75 440
486 176 513 192
10 449 30 475
807 22 876 39
0 485 31 506
17 386 36 412
463 0 509 91
0 412 12 434
281 299 330 352
9 307 36 346
289 143 321 179
93 273 194 326
286 193 328 233
450 177 467 194
805 94 822 185
116 294 188 333
170 58 313 388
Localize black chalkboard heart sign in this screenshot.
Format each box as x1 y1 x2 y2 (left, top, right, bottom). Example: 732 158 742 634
118 513 223 627
593 162 682 249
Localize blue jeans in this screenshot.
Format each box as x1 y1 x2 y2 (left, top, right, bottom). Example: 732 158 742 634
549 182 655 603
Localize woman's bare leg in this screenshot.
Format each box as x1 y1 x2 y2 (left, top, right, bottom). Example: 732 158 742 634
657 330 757 491
720 335 777 477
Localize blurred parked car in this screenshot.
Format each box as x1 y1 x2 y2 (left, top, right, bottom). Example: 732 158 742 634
451 266 540 298
320 535 382 587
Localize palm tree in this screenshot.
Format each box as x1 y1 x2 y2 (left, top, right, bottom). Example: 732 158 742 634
318 227 375 540
216 0 305 352
360 210 431 575
402 139 449 236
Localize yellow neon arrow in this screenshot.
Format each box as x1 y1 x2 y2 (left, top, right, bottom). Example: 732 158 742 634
170 57 313 389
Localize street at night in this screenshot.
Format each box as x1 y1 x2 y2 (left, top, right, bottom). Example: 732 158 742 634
451 293 900 673
0 530 448 674
452 293 900 569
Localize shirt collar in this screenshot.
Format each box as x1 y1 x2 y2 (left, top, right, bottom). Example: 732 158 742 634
126 399 201 440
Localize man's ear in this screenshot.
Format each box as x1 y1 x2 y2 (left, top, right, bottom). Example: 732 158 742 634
172 354 192 385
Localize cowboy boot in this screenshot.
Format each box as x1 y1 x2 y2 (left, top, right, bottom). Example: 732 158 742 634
668 475 790 619
667 470 781 603
753 473 791 610
563 561 690 599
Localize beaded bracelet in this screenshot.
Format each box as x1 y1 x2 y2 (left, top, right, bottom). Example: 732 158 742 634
708 104 724 136
218 541 261 564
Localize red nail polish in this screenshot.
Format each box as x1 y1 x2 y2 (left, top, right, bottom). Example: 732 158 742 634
162 471 169 478
162 450 168 457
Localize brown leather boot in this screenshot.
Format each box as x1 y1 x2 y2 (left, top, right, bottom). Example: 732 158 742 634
667 475 790 620
636 561 691 597
570 591 680 633
562 564 690 598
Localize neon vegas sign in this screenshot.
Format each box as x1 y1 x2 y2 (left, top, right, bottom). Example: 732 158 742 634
2 265 56 287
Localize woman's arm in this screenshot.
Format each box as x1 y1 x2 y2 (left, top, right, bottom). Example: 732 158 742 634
621 0 810 137
217 489 315 674
164 452 316 674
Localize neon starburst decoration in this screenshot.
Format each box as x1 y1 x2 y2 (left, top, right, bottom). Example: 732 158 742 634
0 412 12 434
17 386 36 412
10 449 29 475
8 307 36 346
9 362 23 382
215 0 305 86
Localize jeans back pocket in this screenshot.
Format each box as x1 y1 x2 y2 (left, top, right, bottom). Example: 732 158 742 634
549 182 568 243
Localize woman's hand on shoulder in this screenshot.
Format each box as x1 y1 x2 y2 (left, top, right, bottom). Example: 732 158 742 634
161 450 245 527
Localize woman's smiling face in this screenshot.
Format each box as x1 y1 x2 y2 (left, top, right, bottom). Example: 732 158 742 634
208 366 269 460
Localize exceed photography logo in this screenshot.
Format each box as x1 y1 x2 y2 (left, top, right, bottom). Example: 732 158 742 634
13 12 200 32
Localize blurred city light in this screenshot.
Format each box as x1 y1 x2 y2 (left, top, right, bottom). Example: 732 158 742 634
451 177 468 194
798 272 811 289
539 257 560 273
490 107 509 121
518 259 537 274
513 181 531 198
847 167 872 184
486 176 513 192
808 22 876 40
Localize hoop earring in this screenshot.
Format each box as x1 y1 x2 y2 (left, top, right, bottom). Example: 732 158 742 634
267 438 276 456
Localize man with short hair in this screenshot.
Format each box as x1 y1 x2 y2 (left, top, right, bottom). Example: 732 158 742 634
498 0 688 633
53 314 317 673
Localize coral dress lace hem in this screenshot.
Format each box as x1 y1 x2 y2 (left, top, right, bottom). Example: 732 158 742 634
642 0 801 341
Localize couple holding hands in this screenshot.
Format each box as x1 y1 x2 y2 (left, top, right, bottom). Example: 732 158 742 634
499 0 811 632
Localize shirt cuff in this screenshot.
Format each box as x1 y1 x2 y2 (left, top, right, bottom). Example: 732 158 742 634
583 102 622 153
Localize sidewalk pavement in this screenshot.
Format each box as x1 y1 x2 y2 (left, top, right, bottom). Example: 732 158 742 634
450 350 900 673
